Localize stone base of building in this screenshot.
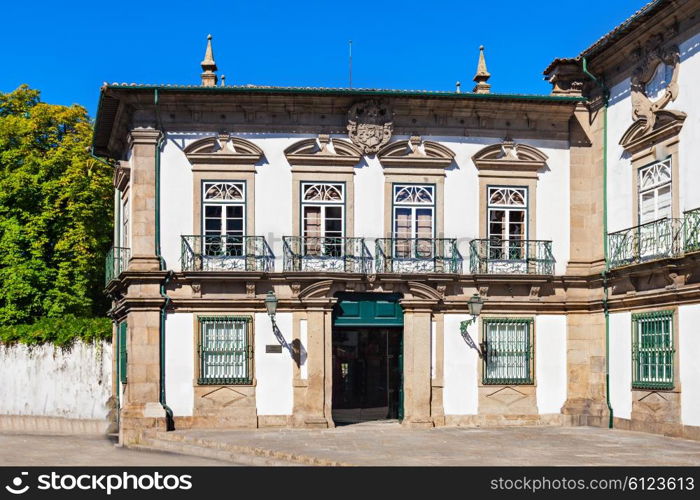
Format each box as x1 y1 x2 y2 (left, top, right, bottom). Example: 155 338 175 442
0 415 112 435
443 413 566 427
612 417 700 441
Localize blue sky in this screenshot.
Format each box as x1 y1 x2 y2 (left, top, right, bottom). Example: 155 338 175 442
1 0 645 117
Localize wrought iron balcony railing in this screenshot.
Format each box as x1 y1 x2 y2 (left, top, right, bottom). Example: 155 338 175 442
684 207 700 254
283 236 372 273
105 246 130 285
469 239 555 275
607 217 685 269
375 238 462 273
181 235 274 272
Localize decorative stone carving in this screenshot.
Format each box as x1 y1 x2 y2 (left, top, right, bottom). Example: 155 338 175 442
201 387 246 407
472 140 548 173
284 135 362 166
191 282 202 298
184 134 263 166
245 282 256 298
377 136 455 169
290 282 301 297
630 38 681 134
346 100 393 154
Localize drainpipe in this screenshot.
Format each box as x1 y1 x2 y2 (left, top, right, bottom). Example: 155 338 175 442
582 57 613 429
154 89 175 431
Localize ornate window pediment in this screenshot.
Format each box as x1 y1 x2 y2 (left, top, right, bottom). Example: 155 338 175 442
622 36 685 154
377 136 455 169
472 140 548 173
184 134 263 166
113 161 130 191
284 135 362 166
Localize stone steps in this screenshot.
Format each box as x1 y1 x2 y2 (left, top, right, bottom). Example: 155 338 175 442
134 431 348 466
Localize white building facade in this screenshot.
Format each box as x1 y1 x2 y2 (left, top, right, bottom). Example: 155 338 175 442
97 0 700 444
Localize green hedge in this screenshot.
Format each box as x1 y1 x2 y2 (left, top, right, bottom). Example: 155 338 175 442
0 316 112 347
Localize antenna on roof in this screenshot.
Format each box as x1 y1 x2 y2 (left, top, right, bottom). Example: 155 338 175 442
349 40 353 88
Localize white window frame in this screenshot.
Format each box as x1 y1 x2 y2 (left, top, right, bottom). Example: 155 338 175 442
301 182 345 256
487 186 527 260
202 181 246 256
638 158 672 225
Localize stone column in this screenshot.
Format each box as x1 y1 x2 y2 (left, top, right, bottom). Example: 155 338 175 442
128 128 161 271
401 303 434 428
561 312 609 427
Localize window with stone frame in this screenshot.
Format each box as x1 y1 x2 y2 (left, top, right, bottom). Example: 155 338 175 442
198 316 252 385
482 318 533 385
392 184 435 258
487 186 527 261
632 310 674 390
202 181 246 257
301 182 345 257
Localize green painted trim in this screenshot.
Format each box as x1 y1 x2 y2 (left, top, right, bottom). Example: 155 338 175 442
197 315 253 322
631 311 675 390
118 321 127 385
333 293 404 327
102 84 587 102
631 310 674 320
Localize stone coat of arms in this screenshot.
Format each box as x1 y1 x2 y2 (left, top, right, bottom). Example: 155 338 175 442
347 100 394 154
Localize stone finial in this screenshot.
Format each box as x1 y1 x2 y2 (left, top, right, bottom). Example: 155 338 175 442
472 45 491 94
201 34 218 87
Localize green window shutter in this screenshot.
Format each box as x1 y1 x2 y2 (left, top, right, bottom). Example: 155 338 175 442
632 310 674 390
198 316 252 385
482 318 534 385
118 322 128 385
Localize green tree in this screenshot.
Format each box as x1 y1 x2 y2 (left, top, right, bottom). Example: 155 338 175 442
0 85 113 325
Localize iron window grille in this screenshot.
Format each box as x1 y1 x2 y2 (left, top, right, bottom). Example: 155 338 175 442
118 322 127 385
482 318 534 385
632 310 674 390
198 316 253 385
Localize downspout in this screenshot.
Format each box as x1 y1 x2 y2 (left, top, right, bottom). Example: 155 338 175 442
154 88 175 431
582 57 613 429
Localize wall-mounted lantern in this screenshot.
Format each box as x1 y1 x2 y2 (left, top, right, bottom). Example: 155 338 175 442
460 294 485 359
264 290 278 323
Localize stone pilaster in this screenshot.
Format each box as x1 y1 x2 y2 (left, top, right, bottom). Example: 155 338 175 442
561 312 610 427
293 304 332 428
128 128 161 271
567 102 606 276
401 303 434 428
119 287 167 444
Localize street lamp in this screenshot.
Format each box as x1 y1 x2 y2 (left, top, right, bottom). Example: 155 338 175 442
460 293 485 359
264 290 278 323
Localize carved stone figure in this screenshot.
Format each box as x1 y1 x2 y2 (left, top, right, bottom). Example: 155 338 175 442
630 37 681 134
346 100 394 154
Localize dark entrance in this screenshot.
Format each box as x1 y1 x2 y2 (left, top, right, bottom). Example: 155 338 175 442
331 293 403 424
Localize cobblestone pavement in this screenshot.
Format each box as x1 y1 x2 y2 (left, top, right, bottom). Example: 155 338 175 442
157 422 700 466
0 433 229 466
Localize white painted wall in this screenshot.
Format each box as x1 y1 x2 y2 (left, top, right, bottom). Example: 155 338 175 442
0 341 111 420
679 304 700 427
535 315 567 414
443 314 478 415
676 30 700 212
165 313 194 417
254 312 293 415
606 77 634 233
160 134 194 272
608 311 632 420
353 153 384 240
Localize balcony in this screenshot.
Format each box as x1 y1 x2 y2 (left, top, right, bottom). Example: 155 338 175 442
469 239 554 275
181 235 274 272
607 207 700 269
608 217 684 269
283 236 372 273
375 238 462 273
105 246 130 285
